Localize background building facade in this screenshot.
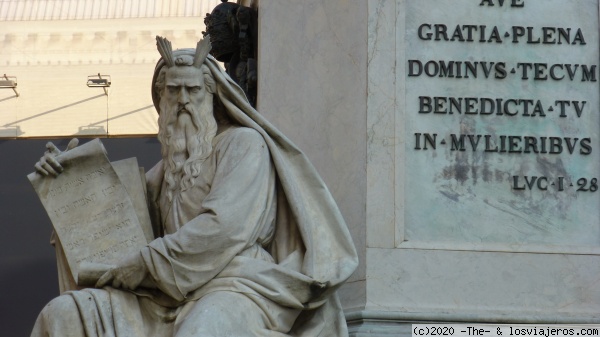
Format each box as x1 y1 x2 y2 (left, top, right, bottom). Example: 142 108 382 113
0 0 221 138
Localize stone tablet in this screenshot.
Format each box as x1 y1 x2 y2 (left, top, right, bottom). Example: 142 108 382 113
404 0 600 250
28 139 150 281
112 158 154 243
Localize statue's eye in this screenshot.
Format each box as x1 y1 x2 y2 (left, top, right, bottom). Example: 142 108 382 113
167 86 179 94
189 86 202 93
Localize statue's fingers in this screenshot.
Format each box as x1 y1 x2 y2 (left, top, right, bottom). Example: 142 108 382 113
41 162 59 177
123 275 142 290
34 162 49 176
44 154 64 173
112 278 123 289
45 142 60 155
95 270 113 288
122 280 134 290
66 138 79 151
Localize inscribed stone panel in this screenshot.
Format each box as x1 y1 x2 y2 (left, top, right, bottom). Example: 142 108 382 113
403 0 600 247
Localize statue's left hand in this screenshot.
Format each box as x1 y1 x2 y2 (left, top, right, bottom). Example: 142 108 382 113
34 138 79 176
95 252 149 290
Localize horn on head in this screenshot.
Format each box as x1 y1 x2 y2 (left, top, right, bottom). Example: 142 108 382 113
156 36 175 67
193 36 212 68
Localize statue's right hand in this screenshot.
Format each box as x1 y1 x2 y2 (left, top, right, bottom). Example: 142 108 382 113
34 138 79 176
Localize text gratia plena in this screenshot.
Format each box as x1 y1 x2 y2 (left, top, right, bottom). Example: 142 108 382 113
418 24 585 45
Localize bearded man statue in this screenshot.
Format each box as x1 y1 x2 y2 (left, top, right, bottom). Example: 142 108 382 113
30 36 358 337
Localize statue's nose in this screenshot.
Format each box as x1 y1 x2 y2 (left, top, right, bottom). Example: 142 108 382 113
178 88 190 105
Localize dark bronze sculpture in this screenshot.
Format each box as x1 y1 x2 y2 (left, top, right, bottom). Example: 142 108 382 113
204 0 258 107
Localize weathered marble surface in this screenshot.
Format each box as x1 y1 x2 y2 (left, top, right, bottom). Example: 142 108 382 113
403 0 600 248
361 0 600 329
258 0 369 311
258 1 600 335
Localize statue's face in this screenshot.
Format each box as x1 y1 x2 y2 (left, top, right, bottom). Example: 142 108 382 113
162 66 209 114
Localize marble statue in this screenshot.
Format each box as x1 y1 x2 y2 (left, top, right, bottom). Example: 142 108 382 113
30 35 358 337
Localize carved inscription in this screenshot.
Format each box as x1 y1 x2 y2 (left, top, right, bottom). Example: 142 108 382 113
48 166 109 198
408 0 598 192
28 139 149 279
416 24 586 45
75 234 139 265
403 0 600 245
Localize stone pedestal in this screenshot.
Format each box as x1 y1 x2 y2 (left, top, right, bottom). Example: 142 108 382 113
257 1 600 335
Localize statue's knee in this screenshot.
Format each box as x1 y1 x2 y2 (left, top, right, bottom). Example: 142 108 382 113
41 295 78 321
33 294 87 337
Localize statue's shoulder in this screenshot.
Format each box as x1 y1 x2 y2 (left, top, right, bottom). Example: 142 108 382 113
217 126 266 148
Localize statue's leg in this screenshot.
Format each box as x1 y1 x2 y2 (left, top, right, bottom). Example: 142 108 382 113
173 291 296 337
30 295 85 337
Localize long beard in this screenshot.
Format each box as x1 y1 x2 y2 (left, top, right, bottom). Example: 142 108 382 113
157 99 218 202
